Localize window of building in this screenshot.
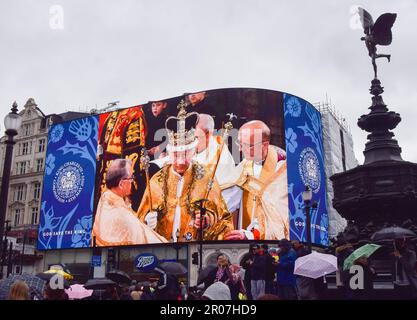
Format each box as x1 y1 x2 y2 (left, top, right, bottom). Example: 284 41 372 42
36 158 44 172
24 124 29 136
16 161 29 174
15 185 25 201
23 124 32 136
40 119 47 129
38 139 46 153
33 182 41 199
22 142 29 155
31 207 39 225
14 209 21 226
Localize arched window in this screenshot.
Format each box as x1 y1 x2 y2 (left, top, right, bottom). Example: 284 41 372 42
205 252 230 266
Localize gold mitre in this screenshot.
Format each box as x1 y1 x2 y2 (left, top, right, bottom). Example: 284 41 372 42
165 99 199 152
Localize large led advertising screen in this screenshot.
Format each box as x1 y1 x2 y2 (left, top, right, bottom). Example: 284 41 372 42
37 88 328 250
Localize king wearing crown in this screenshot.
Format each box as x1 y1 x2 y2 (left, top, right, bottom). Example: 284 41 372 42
136 100 234 242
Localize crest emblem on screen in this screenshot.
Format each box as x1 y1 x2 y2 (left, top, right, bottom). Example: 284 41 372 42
298 147 321 193
53 161 85 203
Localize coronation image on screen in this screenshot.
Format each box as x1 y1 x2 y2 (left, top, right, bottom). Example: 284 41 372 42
38 88 329 250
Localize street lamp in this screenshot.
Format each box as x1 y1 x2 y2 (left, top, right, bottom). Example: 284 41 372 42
302 186 313 253
0 102 22 279
173 229 181 261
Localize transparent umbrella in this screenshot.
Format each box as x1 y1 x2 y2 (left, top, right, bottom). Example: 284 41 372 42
294 251 338 279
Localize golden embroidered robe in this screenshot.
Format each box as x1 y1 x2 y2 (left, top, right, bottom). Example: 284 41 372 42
193 136 236 186
136 163 233 242
221 146 289 240
92 190 167 246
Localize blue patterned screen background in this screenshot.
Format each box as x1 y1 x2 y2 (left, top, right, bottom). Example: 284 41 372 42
284 94 329 246
37 89 329 249
38 116 98 250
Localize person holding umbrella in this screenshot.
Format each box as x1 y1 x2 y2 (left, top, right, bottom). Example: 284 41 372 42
102 285 119 300
350 256 376 300
0 274 46 300
275 239 297 300
43 283 69 300
335 239 355 299
8 281 30 300
153 271 181 300
392 238 417 299
65 284 93 300
342 243 381 300
292 241 319 300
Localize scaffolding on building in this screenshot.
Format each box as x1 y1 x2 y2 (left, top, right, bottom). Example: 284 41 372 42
313 99 358 239
313 100 352 135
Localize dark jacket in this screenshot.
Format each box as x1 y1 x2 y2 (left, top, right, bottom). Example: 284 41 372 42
154 274 181 300
265 253 275 281
336 244 355 284
398 246 417 290
251 254 268 281
241 252 255 282
140 287 154 300
295 247 310 258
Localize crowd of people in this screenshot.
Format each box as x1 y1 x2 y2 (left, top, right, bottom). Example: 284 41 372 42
336 237 417 300
199 237 417 301
233 240 325 300
3 237 417 300
6 281 71 301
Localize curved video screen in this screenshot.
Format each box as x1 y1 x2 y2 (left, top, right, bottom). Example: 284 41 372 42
38 88 328 249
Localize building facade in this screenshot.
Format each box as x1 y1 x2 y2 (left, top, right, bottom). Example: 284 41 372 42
0 98 88 277
315 102 358 239
0 98 48 275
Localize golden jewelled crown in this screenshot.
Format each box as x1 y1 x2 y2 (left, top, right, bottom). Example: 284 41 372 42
165 99 199 152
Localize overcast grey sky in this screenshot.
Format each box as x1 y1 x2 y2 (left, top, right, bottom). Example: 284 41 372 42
1 0 416 163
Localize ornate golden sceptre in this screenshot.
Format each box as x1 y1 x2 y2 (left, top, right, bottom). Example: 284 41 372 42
140 148 153 210
205 115 234 198
194 113 236 240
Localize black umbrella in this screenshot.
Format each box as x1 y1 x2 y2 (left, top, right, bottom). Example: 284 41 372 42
106 270 131 285
84 278 116 290
371 227 416 241
197 265 217 285
157 261 187 276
